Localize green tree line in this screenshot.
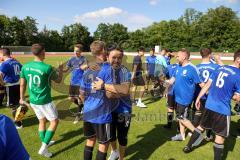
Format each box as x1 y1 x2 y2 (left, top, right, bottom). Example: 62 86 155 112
0 6 240 52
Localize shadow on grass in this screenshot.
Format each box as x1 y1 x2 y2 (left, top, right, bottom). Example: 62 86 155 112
126 124 174 160
53 128 84 157
56 99 78 122
52 95 68 101
22 115 39 127
223 120 239 160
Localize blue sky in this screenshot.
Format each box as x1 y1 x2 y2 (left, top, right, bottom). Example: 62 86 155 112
0 0 239 34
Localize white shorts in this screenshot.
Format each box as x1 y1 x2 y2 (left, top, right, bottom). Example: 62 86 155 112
30 102 58 121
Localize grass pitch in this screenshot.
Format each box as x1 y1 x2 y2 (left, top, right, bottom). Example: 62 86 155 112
0 55 239 160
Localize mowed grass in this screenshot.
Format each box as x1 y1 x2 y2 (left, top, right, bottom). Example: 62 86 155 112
0 55 239 160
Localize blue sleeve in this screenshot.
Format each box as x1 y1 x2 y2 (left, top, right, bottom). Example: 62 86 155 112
66 58 72 68
0 63 8 75
234 78 240 94
146 57 149 63
0 115 29 160
192 68 201 84
98 68 106 82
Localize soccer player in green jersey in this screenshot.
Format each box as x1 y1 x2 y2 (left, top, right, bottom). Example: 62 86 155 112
20 43 63 158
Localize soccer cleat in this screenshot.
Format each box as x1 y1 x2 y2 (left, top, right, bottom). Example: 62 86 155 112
38 143 52 158
108 150 120 160
48 141 55 147
171 134 185 141
15 125 23 130
205 135 213 141
183 146 192 153
73 115 80 124
137 102 147 108
38 148 53 158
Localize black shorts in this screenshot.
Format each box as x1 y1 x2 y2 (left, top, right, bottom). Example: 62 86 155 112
132 76 145 86
146 74 157 82
69 85 80 97
176 103 190 120
192 99 206 112
110 112 131 145
83 121 111 144
167 94 176 109
200 108 230 138
6 85 20 107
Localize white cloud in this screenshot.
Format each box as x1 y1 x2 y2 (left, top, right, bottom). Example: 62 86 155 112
149 0 159 5
74 7 123 22
74 7 153 32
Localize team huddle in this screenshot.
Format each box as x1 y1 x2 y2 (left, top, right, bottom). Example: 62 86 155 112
0 41 240 160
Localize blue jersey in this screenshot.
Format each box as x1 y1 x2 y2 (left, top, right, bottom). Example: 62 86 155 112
174 63 201 106
100 63 132 113
195 62 219 99
146 55 156 75
0 115 30 160
80 63 115 124
165 56 171 65
0 58 22 83
166 64 178 95
67 56 86 86
206 65 240 116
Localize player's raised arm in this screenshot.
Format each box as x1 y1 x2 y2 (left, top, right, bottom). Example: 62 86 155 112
51 63 63 83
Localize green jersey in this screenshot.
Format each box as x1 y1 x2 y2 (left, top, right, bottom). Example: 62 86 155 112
20 61 58 105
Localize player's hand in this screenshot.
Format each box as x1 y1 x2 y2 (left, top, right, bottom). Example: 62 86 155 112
90 64 100 71
195 98 201 110
93 77 104 90
58 62 64 72
19 99 25 105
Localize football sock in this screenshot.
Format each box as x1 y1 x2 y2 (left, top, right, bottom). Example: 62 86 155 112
187 128 203 148
43 130 55 145
84 146 94 160
214 143 224 160
96 150 107 160
39 130 46 142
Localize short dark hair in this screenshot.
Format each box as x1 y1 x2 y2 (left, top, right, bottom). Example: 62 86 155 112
107 44 124 56
74 44 83 52
234 49 240 61
150 48 155 52
200 48 211 58
181 48 190 59
0 47 11 56
90 41 105 56
31 43 45 56
138 47 145 52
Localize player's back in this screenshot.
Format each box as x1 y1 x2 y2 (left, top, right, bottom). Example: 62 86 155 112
206 65 240 115
21 61 55 105
196 62 219 83
0 58 22 83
